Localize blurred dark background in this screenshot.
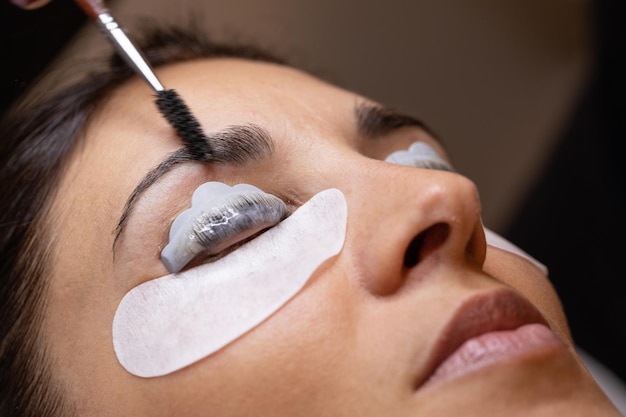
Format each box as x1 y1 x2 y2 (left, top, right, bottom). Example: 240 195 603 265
1 0 624 384
507 0 626 383
0 0 87 119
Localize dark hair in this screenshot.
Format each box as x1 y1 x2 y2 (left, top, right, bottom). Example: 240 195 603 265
0 23 285 417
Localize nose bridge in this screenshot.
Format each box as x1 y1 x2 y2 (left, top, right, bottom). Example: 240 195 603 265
344 161 486 296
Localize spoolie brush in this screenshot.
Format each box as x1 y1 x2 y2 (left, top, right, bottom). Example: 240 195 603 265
74 0 212 161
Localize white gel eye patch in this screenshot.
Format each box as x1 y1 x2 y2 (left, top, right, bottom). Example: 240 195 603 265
112 188 347 378
484 227 548 275
385 141 454 172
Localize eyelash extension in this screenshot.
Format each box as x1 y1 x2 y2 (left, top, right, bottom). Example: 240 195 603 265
161 186 288 273
192 193 286 249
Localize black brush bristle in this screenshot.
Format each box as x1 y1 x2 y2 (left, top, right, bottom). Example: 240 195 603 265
156 89 212 161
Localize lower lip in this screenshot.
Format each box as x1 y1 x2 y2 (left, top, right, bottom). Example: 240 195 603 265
422 323 565 389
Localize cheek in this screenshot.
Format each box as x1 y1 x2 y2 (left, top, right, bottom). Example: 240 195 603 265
136 269 361 417
483 246 572 344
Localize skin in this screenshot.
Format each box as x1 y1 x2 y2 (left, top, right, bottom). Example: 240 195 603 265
46 58 620 416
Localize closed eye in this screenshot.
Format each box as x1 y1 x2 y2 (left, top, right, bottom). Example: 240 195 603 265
353 101 453 168
161 183 288 273
384 141 455 172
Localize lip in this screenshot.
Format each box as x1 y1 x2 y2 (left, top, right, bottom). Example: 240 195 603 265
415 289 564 390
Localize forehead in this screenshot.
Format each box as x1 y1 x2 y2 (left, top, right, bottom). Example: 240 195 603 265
49 58 360 277
62 58 358 192
153 58 358 134
61 59 355 184
76 58 359 185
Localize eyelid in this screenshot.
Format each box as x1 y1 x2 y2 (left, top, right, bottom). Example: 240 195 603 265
161 182 288 273
384 141 455 172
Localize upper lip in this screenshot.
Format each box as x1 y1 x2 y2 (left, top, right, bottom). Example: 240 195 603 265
415 288 549 389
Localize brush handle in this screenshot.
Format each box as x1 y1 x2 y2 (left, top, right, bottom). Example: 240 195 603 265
74 0 164 92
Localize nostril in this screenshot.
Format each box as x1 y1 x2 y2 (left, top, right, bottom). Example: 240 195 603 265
403 232 424 268
403 223 450 268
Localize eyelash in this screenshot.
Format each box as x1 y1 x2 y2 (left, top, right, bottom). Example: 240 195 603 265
161 186 288 273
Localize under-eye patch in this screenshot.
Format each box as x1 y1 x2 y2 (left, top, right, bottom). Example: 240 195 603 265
114 188 348 378
385 141 454 172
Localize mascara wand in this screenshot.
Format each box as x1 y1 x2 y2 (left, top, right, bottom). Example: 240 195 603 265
74 0 212 161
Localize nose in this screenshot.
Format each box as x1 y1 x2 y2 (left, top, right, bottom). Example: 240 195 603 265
345 162 487 296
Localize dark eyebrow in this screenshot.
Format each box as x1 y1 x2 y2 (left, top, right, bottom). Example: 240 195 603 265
355 102 437 139
112 123 274 252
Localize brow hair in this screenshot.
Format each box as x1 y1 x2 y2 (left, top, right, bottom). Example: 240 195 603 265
355 102 438 139
113 124 274 251
0 21 286 417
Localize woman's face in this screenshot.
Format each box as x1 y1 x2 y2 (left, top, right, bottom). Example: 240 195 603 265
47 59 613 416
